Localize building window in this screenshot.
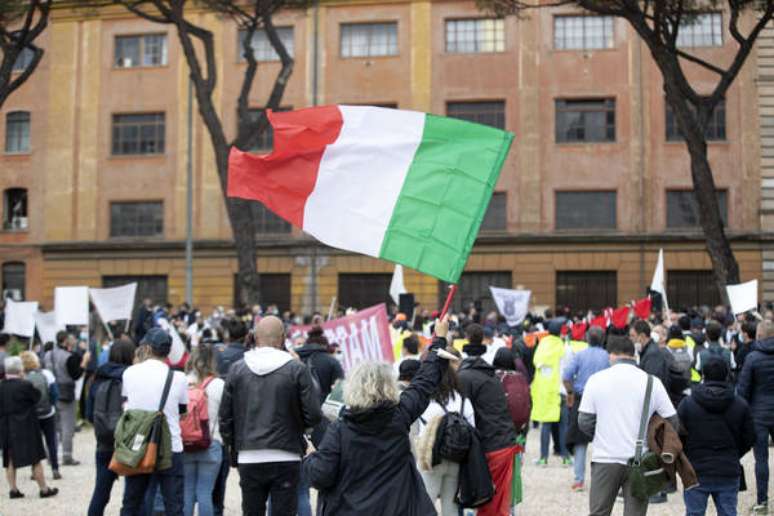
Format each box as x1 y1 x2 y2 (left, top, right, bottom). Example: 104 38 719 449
555 191 617 230
233 273 291 311
667 270 721 310
338 273 392 310
114 34 168 68
665 99 726 141
3 189 27 231
445 18 505 53
666 190 728 228
2 262 25 301
340 22 398 58
245 107 292 151
677 13 722 48
556 271 617 312
12 47 35 71
239 27 294 61
110 201 163 238
556 99 615 143
554 15 614 50
251 202 291 234
480 192 507 231
103 275 168 310
111 113 165 155
439 271 512 314
5 111 30 153
447 101 505 129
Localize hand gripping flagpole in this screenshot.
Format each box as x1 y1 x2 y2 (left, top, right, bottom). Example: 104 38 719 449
439 284 458 320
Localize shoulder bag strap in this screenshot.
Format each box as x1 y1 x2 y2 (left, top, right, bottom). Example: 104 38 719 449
158 368 174 412
634 375 654 466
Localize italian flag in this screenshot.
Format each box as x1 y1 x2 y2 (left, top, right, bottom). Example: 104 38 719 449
228 105 514 283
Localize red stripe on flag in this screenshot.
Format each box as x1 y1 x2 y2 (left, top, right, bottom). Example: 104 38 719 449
227 106 344 227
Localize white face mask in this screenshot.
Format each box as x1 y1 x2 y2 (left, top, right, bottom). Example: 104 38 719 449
651 331 661 343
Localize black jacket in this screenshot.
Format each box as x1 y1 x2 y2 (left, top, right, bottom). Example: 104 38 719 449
219 349 322 457
458 356 517 453
296 343 344 401
216 342 245 378
639 340 672 391
87 362 129 452
304 347 444 516
678 381 755 481
737 337 774 426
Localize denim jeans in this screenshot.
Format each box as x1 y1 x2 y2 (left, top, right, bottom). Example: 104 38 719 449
753 423 774 504
683 478 739 516
88 449 118 516
39 415 59 471
121 452 185 516
238 461 300 516
184 441 223 516
540 422 569 461
573 444 587 483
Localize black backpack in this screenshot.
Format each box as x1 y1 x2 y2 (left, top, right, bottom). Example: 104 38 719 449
93 379 124 442
436 398 474 463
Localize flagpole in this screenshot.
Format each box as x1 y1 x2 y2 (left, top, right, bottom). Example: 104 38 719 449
439 285 458 320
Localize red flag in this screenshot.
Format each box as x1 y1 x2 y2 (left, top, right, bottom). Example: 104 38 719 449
612 306 630 329
633 297 652 319
571 322 588 341
560 324 569 337
590 316 607 329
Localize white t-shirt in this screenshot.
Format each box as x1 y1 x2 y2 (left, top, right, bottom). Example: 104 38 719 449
417 391 476 438
579 361 676 465
122 359 189 453
187 373 225 444
481 338 506 366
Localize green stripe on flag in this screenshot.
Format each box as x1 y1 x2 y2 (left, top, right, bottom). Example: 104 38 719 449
379 114 514 283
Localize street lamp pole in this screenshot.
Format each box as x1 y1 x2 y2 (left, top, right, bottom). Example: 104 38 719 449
185 77 194 306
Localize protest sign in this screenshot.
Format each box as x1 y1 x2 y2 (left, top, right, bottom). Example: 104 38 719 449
288 303 392 372
3 299 39 337
157 318 187 364
55 286 89 327
34 310 62 344
489 287 531 326
727 279 758 315
89 283 137 323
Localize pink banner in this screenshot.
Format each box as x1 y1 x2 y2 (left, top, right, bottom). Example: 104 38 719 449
288 303 393 372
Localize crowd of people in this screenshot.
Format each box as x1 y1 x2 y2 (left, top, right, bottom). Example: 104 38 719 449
0 296 772 515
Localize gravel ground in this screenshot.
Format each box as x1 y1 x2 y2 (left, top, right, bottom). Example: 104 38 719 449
0 427 766 516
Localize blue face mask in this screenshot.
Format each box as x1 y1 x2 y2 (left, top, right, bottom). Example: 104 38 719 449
80 331 88 342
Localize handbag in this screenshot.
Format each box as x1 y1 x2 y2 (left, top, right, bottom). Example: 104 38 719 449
109 369 174 476
628 375 669 501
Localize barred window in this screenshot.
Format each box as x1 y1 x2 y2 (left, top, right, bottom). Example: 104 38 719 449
115 34 168 68
340 23 398 58
665 99 726 141
445 18 505 53
338 273 392 310
112 113 165 155
110 201 163 237
3 188 27 231
480 192 506 231
233 273 291 311
439 271 512 314
556 99 615 143
238 27 294 62
555 191 617 230
556 271 617 312
667 270 721 310
447 101 505 129
5 111 30 153
677 13 722 48
12 47 35 71
2 262 25 301
666 190 728 228
554 16 614 50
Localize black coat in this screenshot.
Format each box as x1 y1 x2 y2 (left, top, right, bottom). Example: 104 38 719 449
737 337 774 426
87 362 129 452
0 378 47 468
639 340 672 391
216 342 245 378
458 357 517 453
296 343 344 401
678 381 755 481
304 348 444 516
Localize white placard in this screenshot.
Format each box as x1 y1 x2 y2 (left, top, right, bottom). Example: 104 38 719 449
89 283 137 323
34 310 62 344
489 287 531 327
4 299 39 337
55 286 90 327
727 279 759 315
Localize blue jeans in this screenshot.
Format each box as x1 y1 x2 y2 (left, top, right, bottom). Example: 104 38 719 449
39 415 59 471
121 452 185 516
540 422 569 461
753 423 774 504
573 444 587 483
184 441 223 516
683 478 739 516
88 449 118 516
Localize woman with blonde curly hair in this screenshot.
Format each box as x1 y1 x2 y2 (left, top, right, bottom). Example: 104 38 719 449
20 351 60 480
304 318 450 516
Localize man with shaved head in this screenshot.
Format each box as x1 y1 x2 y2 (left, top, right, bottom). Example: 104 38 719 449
219 316 322 516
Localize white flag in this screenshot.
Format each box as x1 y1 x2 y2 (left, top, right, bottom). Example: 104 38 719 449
489 287 531 327
89 283 137 323
33 310 63 344
4 299 39 337
54 286 90 327
727 279 758 315
650 249 669 311
389 265 407 306
157 318 186 364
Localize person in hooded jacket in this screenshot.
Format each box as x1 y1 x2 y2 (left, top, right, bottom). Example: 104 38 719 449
85 338 135 516
457 323 519 516
295 325 344 402
737 319 774 514
679 357 755 516
303 317 449 516
219 315 321 516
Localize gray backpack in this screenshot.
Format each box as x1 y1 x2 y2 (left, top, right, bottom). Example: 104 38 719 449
27 370 52 418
